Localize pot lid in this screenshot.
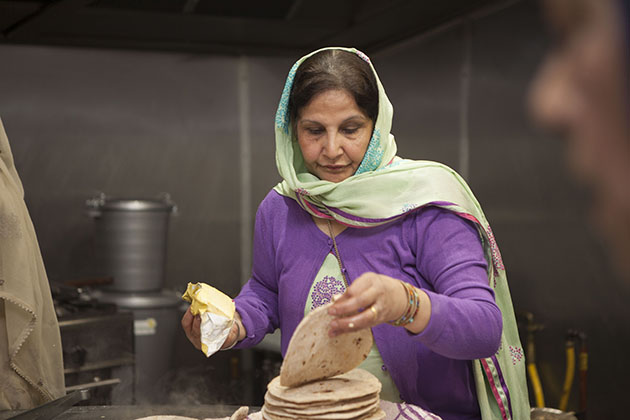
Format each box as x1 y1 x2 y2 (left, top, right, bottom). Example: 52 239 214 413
86 193 175 212
92 289 182 309
101 198 173 212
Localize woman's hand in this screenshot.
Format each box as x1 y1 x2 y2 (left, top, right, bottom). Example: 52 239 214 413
181 307 202 350
181 307 246 351
327 272 431 336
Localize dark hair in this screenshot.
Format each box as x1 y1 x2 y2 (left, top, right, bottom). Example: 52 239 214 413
288 50 379 126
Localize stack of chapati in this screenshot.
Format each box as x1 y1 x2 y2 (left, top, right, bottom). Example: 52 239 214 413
263 369 383 420
261 303 385 420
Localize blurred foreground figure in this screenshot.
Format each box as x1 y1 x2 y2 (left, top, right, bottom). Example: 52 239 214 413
0 119 65 409
530 0 630 275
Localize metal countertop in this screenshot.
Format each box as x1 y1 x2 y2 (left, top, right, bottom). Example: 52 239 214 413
0 404 256 420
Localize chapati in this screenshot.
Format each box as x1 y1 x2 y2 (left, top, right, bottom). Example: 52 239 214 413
264 399 380 419
264 394 378 413
269 369 381 404
264 392 378 411
280 303 373 387
261 405 385 420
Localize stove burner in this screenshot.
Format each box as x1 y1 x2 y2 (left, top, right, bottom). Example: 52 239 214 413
54 299 118 320
51 283 118 320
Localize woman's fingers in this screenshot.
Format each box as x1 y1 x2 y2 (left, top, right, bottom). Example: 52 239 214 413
329 273 380 315
329 304 381 336
181 306 202 350
328 273 409 336
193 313 201 332
327 273 383 336
329 272 394 317
331 287 381 318
181 306 193 329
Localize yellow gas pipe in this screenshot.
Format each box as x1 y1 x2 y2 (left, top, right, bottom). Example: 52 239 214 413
558 333 576 411
522 312 545 407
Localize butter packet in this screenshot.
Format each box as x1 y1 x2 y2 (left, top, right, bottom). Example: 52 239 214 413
182 282 235 357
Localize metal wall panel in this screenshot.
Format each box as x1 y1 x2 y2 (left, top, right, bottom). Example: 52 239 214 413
0 45 241 296
376 28 463 171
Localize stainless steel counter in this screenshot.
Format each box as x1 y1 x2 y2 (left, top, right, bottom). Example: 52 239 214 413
0 405 256 420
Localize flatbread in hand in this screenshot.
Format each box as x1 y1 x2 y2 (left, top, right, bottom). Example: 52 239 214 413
280 303 373 387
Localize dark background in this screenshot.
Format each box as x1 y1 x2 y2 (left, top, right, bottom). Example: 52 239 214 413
1 0 629 417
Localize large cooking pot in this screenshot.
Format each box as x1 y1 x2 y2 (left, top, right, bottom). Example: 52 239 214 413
86 193 176 293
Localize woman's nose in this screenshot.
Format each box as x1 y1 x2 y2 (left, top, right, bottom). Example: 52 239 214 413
529 55 575 130
322 132 343 159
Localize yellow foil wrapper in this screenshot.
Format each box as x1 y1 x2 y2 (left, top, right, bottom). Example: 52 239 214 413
182 282 235 356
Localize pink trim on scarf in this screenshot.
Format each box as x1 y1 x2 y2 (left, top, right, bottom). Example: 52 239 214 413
481 358 509 420
300 195 331 219
453 211 505 273
300 193 386 228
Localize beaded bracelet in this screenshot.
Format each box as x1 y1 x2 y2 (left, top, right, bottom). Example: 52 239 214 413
389 281 420 327
395 282 420 326
401 284 419 325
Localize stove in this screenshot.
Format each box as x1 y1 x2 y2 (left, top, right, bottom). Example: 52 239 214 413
53 284 135 405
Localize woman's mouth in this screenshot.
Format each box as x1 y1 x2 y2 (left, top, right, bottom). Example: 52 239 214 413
323 165 348 172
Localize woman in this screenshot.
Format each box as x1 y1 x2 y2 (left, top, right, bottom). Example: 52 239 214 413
183 48 528 420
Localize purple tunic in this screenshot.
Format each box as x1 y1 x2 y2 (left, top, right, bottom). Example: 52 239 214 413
234 191 502 420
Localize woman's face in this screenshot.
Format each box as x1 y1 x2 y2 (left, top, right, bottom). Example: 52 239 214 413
296 89 374 183
529 0 630 273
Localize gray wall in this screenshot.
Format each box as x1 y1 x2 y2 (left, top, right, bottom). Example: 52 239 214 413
1 0 628 417
0 46 244 296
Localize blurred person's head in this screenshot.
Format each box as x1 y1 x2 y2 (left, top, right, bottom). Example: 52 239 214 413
529 0 630 275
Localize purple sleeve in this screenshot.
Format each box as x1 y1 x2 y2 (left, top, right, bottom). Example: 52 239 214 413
233 195 280 348
410 207 502 359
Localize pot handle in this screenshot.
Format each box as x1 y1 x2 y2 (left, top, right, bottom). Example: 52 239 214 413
86 192 106 218
158 192 178 216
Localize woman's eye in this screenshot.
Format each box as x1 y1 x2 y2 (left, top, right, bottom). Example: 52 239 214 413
342 127 359 135
306 128 324 135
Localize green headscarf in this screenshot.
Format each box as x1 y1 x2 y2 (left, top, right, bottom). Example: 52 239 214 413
273 47 530 420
